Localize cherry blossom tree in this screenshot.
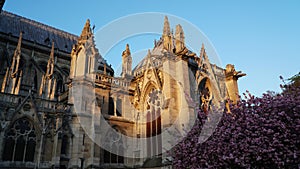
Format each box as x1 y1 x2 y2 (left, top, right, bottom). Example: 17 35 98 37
171 77 300 168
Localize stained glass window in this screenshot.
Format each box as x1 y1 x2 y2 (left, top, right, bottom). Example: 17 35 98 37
2 118 36 162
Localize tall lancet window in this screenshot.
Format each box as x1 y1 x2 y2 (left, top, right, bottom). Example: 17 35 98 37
2 118 36 162
103 127 124 164
145 88 162 157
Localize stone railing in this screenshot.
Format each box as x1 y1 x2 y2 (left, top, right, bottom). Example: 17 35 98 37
95 74 131 88
0 92 66 113
0 161 36 168
36 99 57 111
0 92 24 104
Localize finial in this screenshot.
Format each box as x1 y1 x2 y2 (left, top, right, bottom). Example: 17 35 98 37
125 43 131 55
126 44 130 53
85 19 90 27
82 19 91 34
122 44 131 57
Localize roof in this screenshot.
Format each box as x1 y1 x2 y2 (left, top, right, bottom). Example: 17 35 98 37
132 39 164 72
0 10 78 53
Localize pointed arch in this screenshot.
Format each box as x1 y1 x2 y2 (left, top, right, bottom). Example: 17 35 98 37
54 71 64 94
60 135 69 155
42 132 53 161
103 126 125 164
140 81 160 111
2 117 37 162
198 77 213 113
140 83 163 157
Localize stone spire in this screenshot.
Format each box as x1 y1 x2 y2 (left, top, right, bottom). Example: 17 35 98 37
198 43 209 68
1 32 23 94
39 41 56 100
10 32 22 76
46 41 55 78
15 31 22 57
69 18 104 81
199 43 205 61
175 25 184 43
121 44 132 77
69 19 102 78
175 24 185 53
50 40 55 60
78 19 92 45
162 16 173 52
145 49 152 68
163 16 171 36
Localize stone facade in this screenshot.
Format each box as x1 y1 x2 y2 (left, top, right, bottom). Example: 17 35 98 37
0 10 244 169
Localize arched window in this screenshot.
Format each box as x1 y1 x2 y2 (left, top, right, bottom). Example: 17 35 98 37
59 135 69 169
103 127 124 164
54 72 64 95
116 98 122 116
145 88 162 157
198 78 212 113
2 118 36 162
60 135 69 155
108 97 114 116
42 134 53 161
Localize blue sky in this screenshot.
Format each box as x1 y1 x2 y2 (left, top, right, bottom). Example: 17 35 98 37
3 1 300 96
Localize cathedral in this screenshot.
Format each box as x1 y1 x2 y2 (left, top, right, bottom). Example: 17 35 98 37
0 6 245 169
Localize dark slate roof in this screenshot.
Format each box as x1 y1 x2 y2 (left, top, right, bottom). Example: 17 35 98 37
0 10 78 53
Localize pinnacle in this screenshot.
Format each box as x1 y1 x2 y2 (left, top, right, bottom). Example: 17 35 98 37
16 31 23 51
50 41 55 60
199 43 205 58
163 16 171 36
175 24 185 42
78 19 92 44
13 32 22 58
